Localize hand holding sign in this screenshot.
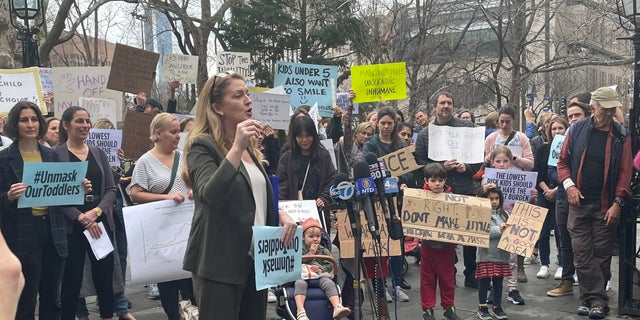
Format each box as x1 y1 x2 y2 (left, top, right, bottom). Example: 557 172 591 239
7 183 27 202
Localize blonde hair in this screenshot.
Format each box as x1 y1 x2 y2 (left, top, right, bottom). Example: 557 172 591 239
92 118 115 129
149 113 178 143
181 73 263 187
353 122 373 140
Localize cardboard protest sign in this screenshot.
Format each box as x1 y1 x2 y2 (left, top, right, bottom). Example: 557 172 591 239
498 201 548 257
377 145 422 177
351 62 407 103
78 97 118 127
274 61 338 118
86 129 122 167
18 161 88 208
250 92 291 130
401 188 492 248
216 52 251 78
483 168 537 211
547 134 565 166
38 67 53 93
53 67 123 121
121 110 154 160
428 125 485 163
160 53 198 84
336 204 402 258
336 92 358 114
107 43 160 94
253 226 302 290
278 200 321 223
0 67 46 114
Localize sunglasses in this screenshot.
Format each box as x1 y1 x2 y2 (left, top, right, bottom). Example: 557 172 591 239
210 70 236 102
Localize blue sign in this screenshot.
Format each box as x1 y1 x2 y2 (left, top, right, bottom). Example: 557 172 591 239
383 177 399 193
253 226 303 291
547 134 565 167
18 161 88 208
274 61 338 118
355 177 376 197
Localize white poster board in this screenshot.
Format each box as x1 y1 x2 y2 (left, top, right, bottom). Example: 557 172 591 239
160 53 199 84
251 92 291 130
0 67 46 114
78 97 118 127
216 52 251 78
428 125 485 163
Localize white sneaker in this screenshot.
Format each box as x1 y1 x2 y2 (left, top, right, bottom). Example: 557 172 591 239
524 255 539 265
267 289 277 303
393 286 409 302
536 265 550 279
147 283 159 300
554 267 563 280
606 281 611 291
573 274 579 286
385 289 392 303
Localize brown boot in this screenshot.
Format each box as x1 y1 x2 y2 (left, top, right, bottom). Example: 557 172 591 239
377 298 389 320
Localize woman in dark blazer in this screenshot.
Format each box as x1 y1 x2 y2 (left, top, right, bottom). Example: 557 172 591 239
0 101 68 320
182 71 297 319
55 106 116 320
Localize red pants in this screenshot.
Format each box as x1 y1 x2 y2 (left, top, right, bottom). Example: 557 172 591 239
420 244 456 310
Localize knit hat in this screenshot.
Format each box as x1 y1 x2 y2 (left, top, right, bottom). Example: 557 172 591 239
301 218 322 234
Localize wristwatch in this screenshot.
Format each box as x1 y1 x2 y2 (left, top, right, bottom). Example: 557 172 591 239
614 198 625 208
94 207 102 217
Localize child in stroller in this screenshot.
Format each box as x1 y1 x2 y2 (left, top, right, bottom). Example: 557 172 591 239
294 218 351 320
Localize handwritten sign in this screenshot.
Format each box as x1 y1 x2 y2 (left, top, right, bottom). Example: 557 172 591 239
18 161 88 208
38 67 53 93
121 110 154 160
351 62 407 103
498 201 548 257
278 200 321 223
78 97 118 127
53 67 123 121
547 134 565 166
336 204 402 258
253 226 302 290
216 52 251 78
401 188 492 248
0 67 45 114
274 61 337 117
336 92 358 114
483 168 538 210
250 92 291 130
428 125 485 163
377 145 422 177
85 129 122 167
160 53 198 84
107 43 160 94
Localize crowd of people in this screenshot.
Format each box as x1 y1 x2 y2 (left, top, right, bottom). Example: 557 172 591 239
0 73 635 320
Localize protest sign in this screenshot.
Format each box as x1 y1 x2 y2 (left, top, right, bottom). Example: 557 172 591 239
123 199 194 284
38 67 53 93
498 201 548 257
274 61 337 117
320 139 337 170
53 67 123 121
428 126 485 163
351 62 406 103
78 97 118 127
377 145 422 177
278 200 321 223
0 67 45 114
253 226 302 290
401 188 492 248
335 92 358 114
336 204 402 258
160 54 198 84
107 43 160 94
250 92 291 130
216 52 251 78
547 134 565 166
507 146 522 158
85 129 122 166
18 161 88 208
121 110 154 160
483 168 537 210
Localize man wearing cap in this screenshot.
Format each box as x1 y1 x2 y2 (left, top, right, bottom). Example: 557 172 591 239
557 86 633 319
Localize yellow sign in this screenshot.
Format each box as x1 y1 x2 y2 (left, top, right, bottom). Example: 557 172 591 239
378 145 422 177
336 205 402 258
351 62 407 103
402 188 492 248
498 201 548 257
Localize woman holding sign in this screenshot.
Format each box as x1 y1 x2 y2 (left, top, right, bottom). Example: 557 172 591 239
181 71 297 319
0 101 70 320
55 106 117 320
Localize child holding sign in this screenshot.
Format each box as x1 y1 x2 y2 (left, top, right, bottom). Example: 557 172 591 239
475 186 511 320
294 219 350 320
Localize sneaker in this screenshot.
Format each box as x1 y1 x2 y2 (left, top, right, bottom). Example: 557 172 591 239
147 283 159 300
422 308 436 320
296 309 310 320
554 267 563 280
490 306 509 320
536 265 550 279
267 288 277 303
477 306 492 320
523 254 539 265
577 304 590 316
589 305 606 319
547 280 574 297
398 278 412 290
393 286 409 302
507 290 525 305
385 289 392 303
332 305 351 319
486 287 493 304
444 306 462 320
517 269 528 283
605 281 611 291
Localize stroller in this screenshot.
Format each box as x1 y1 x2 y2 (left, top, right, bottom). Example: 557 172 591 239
402 236 421 275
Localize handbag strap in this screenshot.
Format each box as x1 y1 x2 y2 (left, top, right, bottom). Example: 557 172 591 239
301 161 311 191
503 130 517 146
162 151 180 194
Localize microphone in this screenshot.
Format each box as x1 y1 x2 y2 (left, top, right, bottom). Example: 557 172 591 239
365 153 403 240
353 161 380 240
364 153 391 222
330 173 359 237
383 176 403 240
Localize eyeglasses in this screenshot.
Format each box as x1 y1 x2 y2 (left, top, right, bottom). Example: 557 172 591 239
210 70 236 102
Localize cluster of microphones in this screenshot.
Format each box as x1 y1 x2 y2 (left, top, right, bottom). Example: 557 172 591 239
329 153 404 241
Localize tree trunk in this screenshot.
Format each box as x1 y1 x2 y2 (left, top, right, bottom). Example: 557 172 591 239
0 0 16 68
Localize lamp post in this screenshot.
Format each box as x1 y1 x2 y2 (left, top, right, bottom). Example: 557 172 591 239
9 0 44 67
